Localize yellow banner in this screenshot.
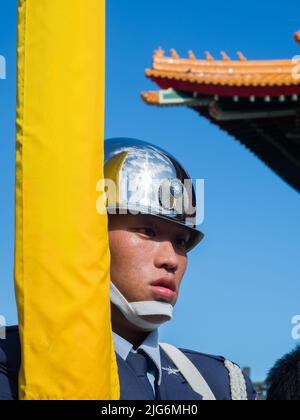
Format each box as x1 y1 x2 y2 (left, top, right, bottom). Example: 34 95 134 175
15 0 119 400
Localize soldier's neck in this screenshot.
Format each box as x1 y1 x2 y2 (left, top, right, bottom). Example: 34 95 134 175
112 321 149 350
111 307 150 349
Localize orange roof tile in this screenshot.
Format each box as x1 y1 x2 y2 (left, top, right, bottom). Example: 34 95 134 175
141 91 160 104
146 67 300 88
145 33 300 90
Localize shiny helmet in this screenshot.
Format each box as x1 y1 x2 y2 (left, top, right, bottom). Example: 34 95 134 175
104 138 204 252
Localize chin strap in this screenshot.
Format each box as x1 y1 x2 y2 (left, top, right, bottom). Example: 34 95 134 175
110 282 173 331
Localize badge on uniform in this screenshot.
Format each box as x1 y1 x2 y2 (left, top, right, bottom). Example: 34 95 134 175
162 366 181 376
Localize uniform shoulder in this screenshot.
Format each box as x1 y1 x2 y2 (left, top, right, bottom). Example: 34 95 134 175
179 347 256 401
0 326 21 371
0 326 20 400
179 347 226 364
1 325 19 336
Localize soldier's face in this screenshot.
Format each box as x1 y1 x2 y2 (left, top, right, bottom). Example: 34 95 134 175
108 214 189 325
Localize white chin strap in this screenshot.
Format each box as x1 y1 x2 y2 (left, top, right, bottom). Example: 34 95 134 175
110 283 174 331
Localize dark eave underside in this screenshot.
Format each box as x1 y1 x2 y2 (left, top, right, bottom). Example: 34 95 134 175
194 105 300 192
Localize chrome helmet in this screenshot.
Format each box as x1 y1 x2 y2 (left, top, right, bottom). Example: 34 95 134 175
104 138 204 252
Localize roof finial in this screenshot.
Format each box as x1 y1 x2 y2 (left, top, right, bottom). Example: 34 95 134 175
154 48 165 59
294 30 300 45
221 51 231 61
170 49 179 59
237 51 247 61
188 50 196 60
205 51 214 61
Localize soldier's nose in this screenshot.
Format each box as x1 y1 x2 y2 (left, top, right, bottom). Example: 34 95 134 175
154 241 179 272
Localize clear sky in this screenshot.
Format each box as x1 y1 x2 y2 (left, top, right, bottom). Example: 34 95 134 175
1 0 300 381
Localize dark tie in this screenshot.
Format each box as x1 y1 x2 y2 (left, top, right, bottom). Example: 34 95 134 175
126 351 155 400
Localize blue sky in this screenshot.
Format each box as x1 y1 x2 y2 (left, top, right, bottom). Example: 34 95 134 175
1 0 300 381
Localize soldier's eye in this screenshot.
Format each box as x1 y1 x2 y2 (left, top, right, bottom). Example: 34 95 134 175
176 237 188 250
135 227 156 238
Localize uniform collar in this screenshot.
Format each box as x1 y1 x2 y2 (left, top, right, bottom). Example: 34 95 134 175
113 330 162 385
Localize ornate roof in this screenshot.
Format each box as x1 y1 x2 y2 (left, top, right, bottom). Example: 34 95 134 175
145 55 299 89
142 32 300 98
142 31 300 192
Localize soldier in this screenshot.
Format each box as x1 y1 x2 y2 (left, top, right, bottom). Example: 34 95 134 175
0 138 256 400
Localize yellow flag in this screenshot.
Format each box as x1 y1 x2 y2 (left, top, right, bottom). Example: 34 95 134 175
15 0 119 400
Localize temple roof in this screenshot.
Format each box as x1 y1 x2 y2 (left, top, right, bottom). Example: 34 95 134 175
142 31 300 192
145 55 299 89
143 32 300 98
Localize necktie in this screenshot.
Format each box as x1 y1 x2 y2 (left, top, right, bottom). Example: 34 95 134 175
126 351 155 400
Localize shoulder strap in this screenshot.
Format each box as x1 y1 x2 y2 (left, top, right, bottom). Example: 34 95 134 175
224 360 248 400
159 343 216 400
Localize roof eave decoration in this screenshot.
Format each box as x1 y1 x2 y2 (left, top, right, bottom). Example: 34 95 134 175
142 32 300 97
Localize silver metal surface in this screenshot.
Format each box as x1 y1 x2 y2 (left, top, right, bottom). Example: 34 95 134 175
104 138 204 251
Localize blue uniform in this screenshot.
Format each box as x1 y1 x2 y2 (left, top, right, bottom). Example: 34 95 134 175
0 326 256 400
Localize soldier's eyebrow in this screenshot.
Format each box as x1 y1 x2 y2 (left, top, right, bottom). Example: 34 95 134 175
155 219 191 241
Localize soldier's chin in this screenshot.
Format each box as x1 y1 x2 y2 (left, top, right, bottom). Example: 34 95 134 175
141 314 170 324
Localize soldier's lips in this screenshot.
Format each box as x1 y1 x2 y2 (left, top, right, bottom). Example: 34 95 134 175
150 278 177 301
150 286 176 301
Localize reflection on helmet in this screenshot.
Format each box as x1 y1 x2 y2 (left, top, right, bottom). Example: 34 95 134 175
104 138 204 252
